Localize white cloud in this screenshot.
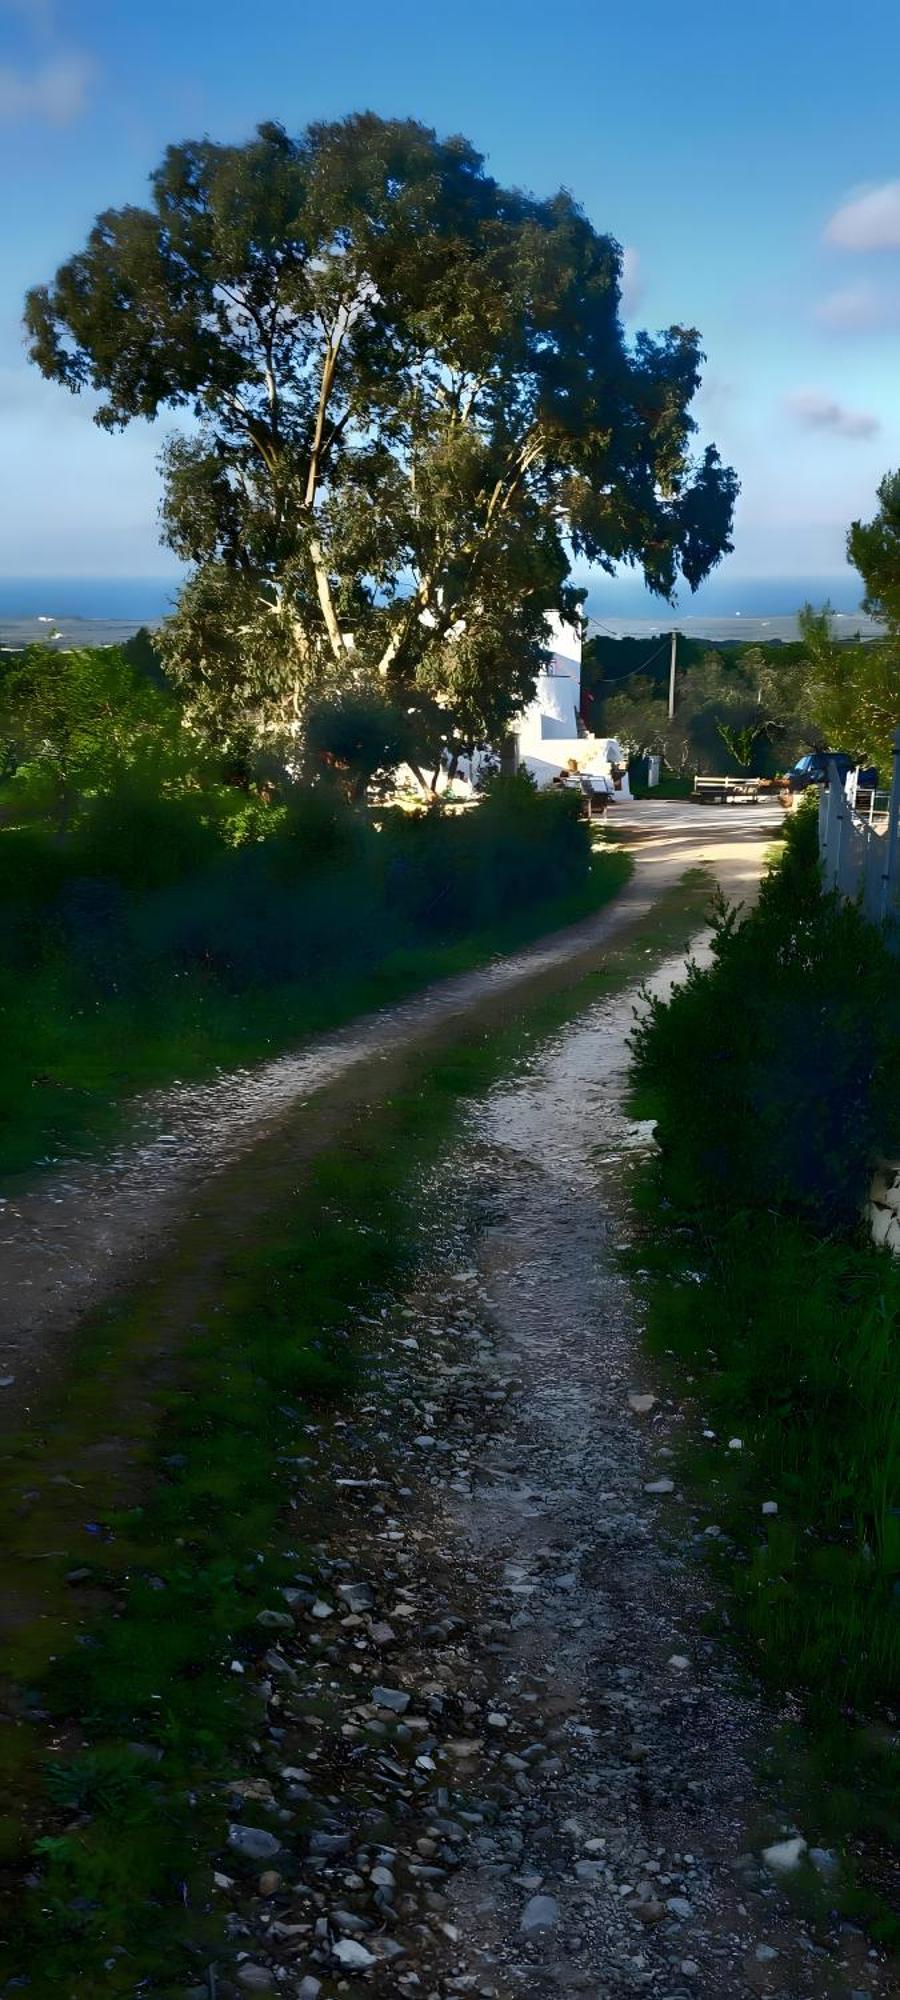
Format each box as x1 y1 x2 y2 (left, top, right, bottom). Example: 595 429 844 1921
620 245 643 318
814 280 900 334
0 49 93 121
814 283 883 331
825 181 900 252
785 389 880 439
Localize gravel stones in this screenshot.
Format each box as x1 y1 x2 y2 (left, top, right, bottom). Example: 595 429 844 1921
332 1937 377 1968
372 1685 411 1714
204 1031 894 2000
338 1581 375 1612
519 1893 560 1932
236 1966 273 1993
227 1825 281 1862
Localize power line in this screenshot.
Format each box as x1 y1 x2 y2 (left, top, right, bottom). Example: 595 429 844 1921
586 635 673 685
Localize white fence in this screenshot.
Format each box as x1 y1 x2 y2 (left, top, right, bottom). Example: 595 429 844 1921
818 729 900 926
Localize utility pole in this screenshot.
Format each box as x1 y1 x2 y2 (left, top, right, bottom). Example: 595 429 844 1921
667 631 677 720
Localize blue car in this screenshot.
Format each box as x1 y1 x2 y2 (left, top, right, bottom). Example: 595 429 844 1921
788 751 878 792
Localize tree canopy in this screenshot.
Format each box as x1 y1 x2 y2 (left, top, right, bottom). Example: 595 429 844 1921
849 470 900 627
603 643 816 776
792 607 899 775
0 645 181 830
26 114 738 766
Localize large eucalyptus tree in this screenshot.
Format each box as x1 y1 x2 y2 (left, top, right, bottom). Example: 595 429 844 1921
26 114 738 760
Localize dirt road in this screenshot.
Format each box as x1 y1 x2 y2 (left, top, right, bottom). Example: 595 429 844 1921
0 808 778 1409
202 866 892 2000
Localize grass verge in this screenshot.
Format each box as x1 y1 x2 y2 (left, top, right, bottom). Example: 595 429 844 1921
628 815 899 1944
0 842 631 1182
0 866 710 1997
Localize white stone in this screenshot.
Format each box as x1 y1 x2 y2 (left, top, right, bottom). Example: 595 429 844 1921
762 1835 807 1872
520 1894 559 1932
332 1939 377 1968
761 1500 778 1516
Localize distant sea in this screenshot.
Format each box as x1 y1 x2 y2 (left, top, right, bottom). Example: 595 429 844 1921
0 570 884 651
0 575 181 650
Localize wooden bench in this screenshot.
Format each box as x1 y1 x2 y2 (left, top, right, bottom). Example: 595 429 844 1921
693 776 761 804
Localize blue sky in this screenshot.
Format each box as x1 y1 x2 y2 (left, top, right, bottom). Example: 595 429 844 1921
2 0 900 611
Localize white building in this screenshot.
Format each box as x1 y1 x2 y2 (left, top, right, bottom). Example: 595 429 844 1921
399 612 629 799
514 614 630 795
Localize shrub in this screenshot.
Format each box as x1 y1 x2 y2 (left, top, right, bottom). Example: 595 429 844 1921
628 809 900 1904
75 777 222 890
631 804 900 1231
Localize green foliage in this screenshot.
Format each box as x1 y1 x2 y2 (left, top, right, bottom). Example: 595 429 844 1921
26 114 737 757
75 773 223 889
794 604 900 776
0 775 622 1175
631 805 900 1229
629 815 900 1912
633 1199 899 1707
604 642 815 777
849 468 900 626
0 645 183 830
304 687 438 796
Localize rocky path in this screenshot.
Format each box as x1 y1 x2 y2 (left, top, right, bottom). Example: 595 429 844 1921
210 936 892 2000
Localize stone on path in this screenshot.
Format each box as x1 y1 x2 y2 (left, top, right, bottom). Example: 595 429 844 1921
227 1825 281 1861
236 1965 273 1991
519 1893 559 1932
761 1835 807 1872
372 1684 410 1713
332 1938 377 1968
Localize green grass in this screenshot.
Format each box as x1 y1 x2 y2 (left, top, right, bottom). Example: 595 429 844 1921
627 772 694 800
0 841 631 1181
0 864 709 1999
627 818 900 1943
628 1192 900 1942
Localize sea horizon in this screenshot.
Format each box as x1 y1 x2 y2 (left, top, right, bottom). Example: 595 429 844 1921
0 570 883 650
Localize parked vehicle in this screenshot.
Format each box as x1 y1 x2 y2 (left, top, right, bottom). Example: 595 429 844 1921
787 751 878 793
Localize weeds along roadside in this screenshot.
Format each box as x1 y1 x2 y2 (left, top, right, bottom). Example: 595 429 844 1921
0 781 630 1181
0 869 713 1998
627 805 900 1945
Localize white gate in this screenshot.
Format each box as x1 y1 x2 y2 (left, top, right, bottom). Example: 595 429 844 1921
818 729 900 925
